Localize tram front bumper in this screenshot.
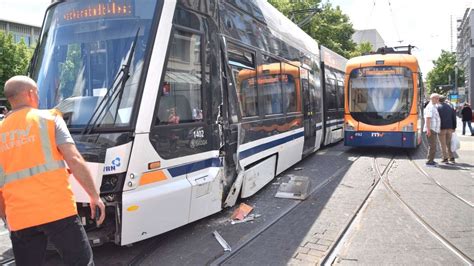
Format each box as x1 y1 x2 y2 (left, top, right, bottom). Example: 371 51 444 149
344 131 417 148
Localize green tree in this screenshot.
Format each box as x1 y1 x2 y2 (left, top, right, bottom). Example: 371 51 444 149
59 44 82 99
349 42 373 58
425 50 464 95
268 0 356 58
0 32 32 99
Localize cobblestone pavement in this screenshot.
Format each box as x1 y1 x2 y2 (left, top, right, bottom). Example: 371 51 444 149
0 221 12 262
221 154 378 265
332 126 473 265
388 157 474 259
333 183 464 265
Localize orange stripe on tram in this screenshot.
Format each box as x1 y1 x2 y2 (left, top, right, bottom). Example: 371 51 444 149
139 170 167 186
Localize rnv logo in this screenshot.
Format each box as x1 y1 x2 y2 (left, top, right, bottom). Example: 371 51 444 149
371 133 384 137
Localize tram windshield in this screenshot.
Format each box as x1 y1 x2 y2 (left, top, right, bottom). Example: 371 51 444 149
30 0 160 130
348 66 414 125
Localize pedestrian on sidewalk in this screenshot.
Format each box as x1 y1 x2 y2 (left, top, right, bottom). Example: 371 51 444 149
0 76 105 266
437 95 456 164
423 93 441 166
460 103 473 136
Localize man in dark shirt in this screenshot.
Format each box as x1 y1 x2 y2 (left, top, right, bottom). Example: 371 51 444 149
460 103 473 136
437 96 456 164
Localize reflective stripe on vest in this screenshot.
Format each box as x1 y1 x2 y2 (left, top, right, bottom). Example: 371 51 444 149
4 160 66 184
38 118 54 163
0 165 4 187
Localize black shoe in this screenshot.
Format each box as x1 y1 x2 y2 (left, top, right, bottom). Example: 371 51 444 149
426 161 438 167
449 159 455 164
441 159 449 164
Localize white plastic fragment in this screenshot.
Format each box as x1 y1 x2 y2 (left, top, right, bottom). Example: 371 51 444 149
212 230 232 252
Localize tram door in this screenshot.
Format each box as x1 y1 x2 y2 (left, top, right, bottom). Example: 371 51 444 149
302 68 317 155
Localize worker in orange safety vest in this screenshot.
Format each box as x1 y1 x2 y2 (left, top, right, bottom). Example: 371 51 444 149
0 76 105 266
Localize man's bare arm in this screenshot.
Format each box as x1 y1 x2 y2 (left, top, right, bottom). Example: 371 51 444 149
58 143 105 225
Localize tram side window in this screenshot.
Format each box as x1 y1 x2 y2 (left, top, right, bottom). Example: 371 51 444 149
310 70 322 112
326 77 337 110
228 43 258 117
337 80 344 110
260 56 283 115
282 63 299 113
157 29 202 125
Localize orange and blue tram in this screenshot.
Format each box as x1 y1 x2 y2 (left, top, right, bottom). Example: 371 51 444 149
343 47 424 148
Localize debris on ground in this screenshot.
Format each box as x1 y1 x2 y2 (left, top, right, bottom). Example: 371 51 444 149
231 214 261 224
275 176 310 200
230 203 253 221
212 231 232 252
294 167 303 171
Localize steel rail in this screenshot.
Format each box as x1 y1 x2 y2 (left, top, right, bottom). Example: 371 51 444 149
322 155 394 265
407 154 474 208
208 156 361 266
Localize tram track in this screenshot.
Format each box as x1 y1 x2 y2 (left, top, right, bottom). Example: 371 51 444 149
382 155 473 265
125 158 361 266
407 153 474 208
324 152 473 265
322 155 395 265
204 155 362 266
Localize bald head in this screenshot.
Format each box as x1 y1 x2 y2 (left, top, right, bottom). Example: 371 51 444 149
4 76 39 109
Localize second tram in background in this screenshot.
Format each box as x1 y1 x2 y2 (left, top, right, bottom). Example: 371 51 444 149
344 46 424 148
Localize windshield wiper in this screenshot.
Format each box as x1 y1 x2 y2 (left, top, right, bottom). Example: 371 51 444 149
81 28 140 136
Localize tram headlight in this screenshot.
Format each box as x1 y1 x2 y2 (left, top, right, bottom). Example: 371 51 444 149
402 123 414 132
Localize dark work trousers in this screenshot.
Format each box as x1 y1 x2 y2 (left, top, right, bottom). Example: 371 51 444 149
10 215 94 266
426 130 439 163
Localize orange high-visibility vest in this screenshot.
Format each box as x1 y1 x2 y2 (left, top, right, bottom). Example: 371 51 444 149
0 108 77 231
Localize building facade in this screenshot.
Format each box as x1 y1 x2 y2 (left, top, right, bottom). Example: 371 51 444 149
457 8 474 105
352 29 386 51
0 19 41 47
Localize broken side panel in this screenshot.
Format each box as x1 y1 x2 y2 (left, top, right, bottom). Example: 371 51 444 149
241 155 277 198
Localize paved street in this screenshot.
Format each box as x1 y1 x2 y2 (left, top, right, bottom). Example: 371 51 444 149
0 121 473 265
330 123 473 265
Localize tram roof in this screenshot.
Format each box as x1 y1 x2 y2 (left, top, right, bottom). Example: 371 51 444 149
257 0 320 58
345 53 420 73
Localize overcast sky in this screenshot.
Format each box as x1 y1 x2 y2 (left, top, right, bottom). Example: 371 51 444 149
0 0 472 74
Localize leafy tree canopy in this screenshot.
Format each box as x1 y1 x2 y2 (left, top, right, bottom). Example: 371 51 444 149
268 0 356 58
349 42 373 58
425 50 464 95
0 32 32 100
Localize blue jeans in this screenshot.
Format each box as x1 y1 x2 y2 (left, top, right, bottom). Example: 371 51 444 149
10 215 93 266
462 121 473 135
